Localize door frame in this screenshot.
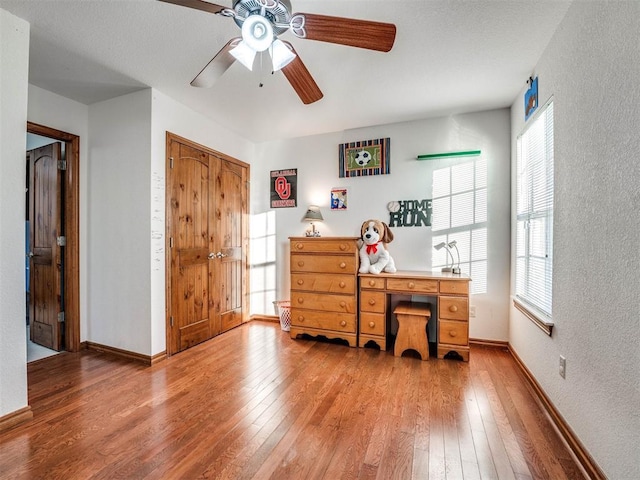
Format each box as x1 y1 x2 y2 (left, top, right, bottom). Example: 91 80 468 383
165 132 250 356
27 122 81 353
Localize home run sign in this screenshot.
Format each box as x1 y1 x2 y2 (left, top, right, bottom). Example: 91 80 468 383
387 199 432 227
270 169 297 208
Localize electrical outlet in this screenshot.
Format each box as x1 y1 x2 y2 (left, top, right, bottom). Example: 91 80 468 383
469 305 476 317
559 355 566 378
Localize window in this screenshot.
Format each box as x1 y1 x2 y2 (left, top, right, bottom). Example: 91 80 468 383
515 100 554 324
432 155 488 294
250 211 277 315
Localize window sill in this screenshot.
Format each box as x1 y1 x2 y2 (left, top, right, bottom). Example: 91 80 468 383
513 299 554 336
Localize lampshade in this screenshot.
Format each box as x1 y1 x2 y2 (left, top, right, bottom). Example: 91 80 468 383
229 41 257 70
433 241 453 272
303 206 323 222
270 39 296 71
241 15 274 52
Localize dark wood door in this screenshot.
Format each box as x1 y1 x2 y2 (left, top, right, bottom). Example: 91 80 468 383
28 143 63 351
166 135 249 355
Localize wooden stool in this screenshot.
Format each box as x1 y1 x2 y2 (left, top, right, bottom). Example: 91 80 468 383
393 301 431 361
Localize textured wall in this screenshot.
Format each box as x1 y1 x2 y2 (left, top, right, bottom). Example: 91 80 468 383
509 2 640 478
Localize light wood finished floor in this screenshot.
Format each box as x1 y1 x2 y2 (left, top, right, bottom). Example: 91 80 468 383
1 321 584 479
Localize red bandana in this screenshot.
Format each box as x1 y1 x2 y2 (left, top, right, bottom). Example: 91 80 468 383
366 243 379 255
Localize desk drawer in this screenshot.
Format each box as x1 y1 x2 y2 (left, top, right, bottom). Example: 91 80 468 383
361 276 385 289
360 291 386 313
439 320 468 346
440 280 469 295
360 312 385 336
292 292 355 313
291 239 356 254
291 254 356 274
291 309 356 333
439 296 469 320
387 278 438 294
292 273 355 294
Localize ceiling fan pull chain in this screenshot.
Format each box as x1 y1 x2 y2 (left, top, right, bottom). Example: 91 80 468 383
290 14 306 38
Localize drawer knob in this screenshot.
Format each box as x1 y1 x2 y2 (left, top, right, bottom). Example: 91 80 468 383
340 320 347 327
449 305 458 313
297 298 304 304
340 301 346 308
368 280 376 287
339 281 345 288
368 299 376 306
408 282 415 289
297 279 304 285
296 243 304 250
369 321 375 328
339 262 346 269
448 330 458 338
298 316 304 322
339 244 347 251
298 261 304 267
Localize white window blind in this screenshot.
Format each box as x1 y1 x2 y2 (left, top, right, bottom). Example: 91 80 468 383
516 101 554 318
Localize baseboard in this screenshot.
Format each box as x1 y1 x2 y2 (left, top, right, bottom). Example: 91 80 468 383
469 338 509 349
84 341 166 366
250 314 279 323
508 346 606 480
0 406 33 433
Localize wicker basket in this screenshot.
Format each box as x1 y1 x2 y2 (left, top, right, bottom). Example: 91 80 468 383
274 301 291 332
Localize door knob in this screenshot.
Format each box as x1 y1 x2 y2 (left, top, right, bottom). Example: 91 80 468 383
215 252 228 258
208 252 216 260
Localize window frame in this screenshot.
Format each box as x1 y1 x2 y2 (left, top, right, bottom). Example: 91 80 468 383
514 98 555 334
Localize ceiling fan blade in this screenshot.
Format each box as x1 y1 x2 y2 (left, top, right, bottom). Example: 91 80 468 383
280 43 323 105
294 13 396 52
157 0 228 15
191 38 240 88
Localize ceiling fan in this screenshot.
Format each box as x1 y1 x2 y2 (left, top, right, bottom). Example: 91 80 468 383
158 0 397 104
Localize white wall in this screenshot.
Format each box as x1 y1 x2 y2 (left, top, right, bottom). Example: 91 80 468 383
253 109 511 341
149 89 254 354
87 90 153 354
509 2 640 479
27 85 90 340
0 8 30 417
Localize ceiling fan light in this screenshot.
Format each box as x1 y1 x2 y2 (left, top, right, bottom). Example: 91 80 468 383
270 39 296 71
230 41 257 70
242 15 274 52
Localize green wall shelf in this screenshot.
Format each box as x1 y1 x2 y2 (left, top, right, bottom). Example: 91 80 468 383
416 150 481 160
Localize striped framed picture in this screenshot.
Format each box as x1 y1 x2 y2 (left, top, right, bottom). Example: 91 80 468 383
338 138 390 178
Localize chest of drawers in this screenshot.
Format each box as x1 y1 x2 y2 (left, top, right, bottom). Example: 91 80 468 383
289 237 360 347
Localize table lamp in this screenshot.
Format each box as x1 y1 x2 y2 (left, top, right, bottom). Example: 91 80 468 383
433 241 453 272
303 206 323 237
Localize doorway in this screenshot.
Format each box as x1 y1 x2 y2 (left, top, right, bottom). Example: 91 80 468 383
165 133 249 356
26 122 80 356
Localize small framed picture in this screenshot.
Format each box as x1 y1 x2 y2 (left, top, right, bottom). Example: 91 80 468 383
331 188 348 210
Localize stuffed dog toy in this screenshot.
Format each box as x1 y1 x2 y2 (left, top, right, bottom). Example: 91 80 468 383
359 219 397 274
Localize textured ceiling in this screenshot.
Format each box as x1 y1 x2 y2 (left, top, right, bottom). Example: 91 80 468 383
0 0 572 142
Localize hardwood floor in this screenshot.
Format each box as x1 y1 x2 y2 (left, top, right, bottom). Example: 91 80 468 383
0 321 584 479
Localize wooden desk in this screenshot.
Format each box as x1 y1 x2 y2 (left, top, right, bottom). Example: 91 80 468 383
359 271 471 361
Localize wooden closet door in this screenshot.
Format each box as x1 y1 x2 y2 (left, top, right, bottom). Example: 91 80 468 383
212 158 248 332
166 134 249 355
